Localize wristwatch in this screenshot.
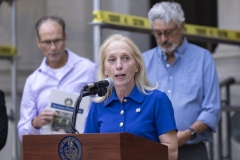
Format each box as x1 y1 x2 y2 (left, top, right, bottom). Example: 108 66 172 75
188 128 197 140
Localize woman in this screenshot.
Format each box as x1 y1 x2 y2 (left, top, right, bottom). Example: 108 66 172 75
84 34 178 160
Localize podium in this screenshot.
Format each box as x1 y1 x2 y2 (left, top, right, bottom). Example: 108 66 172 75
23 132 168 160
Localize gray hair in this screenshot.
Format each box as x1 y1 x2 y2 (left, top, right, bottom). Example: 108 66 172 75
148 1 185 27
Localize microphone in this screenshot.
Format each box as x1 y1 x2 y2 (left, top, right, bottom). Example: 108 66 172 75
83 78 114 91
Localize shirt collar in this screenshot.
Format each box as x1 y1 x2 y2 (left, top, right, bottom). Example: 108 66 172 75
176 37 188 56
38 48 79 73
103 85 145 107
159 37 188 60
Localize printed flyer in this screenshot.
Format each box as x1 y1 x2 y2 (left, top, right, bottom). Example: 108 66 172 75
42 89 90 134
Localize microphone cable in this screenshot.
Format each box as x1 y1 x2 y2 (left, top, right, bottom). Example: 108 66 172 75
71 88 83 134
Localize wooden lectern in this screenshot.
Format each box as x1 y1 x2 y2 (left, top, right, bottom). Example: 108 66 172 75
23 132 168 160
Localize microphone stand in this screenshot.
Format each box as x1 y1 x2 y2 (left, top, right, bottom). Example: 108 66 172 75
71 86 107 134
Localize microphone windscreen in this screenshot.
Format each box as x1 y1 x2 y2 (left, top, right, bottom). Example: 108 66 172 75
106 78 114 89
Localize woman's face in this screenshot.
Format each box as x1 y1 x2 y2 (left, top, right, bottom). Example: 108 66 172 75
103 40 139 90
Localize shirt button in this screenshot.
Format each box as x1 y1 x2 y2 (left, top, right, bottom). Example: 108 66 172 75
166 64 170 67
119 122 124 127
123 99 127 102
169 76 173 79
167 90 171 93
120 110 124 115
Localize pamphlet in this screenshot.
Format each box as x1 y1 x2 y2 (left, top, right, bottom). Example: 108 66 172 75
42 89 91 134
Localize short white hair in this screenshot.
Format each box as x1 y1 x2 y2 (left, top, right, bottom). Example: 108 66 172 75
148 1 185 27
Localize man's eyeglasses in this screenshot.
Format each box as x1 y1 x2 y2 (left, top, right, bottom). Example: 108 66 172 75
152 25 178 38
40 38 64 48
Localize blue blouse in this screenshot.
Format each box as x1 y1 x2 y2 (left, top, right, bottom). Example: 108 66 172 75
84 86 177 143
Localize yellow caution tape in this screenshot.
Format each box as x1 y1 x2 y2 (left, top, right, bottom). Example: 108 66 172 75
0 45 17 56
93 10 240 42
184 24 240 41
93 10 150 30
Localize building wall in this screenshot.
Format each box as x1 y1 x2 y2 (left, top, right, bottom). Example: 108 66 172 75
0 0 149 159
212 1 240 160
0 0 239 160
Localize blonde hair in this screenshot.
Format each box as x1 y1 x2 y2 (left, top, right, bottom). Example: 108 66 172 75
94 34 157 102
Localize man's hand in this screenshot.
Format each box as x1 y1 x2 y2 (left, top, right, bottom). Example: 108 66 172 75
32 110 59 129
178 121 209 147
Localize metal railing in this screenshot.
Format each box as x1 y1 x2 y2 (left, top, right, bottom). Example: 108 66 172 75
209 77 240 160
219 77 235 160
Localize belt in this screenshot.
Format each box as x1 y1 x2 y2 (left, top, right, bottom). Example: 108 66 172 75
179 141 205 148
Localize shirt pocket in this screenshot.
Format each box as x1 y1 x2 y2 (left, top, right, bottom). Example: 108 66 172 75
177 73 201 94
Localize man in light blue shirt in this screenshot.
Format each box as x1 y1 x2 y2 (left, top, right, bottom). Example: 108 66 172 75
142 2 221 160
17 16 97 142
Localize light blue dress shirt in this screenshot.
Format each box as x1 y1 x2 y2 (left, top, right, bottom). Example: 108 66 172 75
142 38 221 144
17 49 97 142
84 86 177 143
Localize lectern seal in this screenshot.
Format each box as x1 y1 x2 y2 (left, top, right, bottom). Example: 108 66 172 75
58 136 83 160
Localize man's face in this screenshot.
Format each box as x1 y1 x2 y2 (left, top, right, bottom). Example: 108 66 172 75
152 19 184 53
37 20 67 68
